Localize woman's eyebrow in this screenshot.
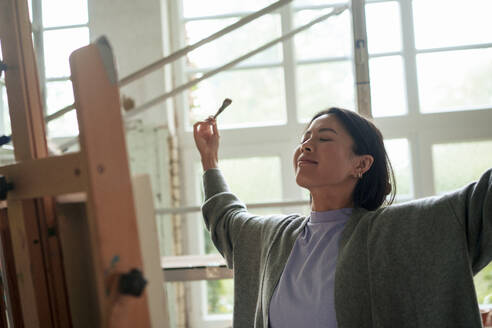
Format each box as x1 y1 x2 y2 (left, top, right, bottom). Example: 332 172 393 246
319 127 337 134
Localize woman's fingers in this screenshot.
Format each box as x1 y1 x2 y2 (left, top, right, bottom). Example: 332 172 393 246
194 118 218 137
211 120 219 137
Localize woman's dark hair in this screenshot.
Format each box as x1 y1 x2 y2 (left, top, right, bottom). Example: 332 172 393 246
308 107 396 210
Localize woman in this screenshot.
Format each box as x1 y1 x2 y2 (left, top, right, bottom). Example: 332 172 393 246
193 107 492 328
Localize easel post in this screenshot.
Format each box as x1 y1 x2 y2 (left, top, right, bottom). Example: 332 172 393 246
0 0 71 326
68 38 152 327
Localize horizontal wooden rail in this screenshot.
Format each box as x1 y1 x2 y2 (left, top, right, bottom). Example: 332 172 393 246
0 152 87 200
161 254 232 282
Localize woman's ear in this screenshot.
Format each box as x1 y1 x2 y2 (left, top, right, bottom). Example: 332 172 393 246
354 154 374 177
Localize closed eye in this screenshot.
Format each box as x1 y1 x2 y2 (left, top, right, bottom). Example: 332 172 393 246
320 138 332 142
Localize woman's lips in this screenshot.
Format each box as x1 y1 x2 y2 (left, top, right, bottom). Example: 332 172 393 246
298 159 318 165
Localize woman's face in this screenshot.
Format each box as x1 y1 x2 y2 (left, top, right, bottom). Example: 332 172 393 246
293 114 359 191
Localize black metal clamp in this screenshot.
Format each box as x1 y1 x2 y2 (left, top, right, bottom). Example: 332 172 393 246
0 176 14 201
118 268 147 297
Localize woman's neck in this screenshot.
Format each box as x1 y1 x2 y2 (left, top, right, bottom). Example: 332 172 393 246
309 185 355 211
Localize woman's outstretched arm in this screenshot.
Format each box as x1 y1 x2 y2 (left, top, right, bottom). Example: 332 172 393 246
444 168 492 273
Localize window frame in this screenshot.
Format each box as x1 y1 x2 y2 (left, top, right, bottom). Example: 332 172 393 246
31 0 90 138
170 0 492 326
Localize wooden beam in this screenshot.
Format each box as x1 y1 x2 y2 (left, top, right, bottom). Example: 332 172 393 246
0 209 23 327
0 0 71 326
351 0 372 118
0 153 87 200
70 38 151 327
162 255 233 282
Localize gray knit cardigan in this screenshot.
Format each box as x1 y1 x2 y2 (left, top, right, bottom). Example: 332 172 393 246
201 168 492 328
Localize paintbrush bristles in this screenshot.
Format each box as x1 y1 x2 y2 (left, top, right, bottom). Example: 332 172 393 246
213 98 232 119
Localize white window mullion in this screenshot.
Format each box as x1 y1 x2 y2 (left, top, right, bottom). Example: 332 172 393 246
398 0 425 198
167 0 189 138
416 133 436 197
398 0 420 117
280 3 298 129
0 84 4 135
408 132 424 198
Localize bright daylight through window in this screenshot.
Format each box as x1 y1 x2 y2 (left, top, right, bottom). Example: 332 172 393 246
1 0 490 327
173 0 492 326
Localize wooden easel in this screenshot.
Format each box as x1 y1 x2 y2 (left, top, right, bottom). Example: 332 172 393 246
0 0 152 326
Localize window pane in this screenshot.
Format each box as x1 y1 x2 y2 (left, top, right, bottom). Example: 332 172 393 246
218 157 282 203
370 55 406 117
188 68 286 127
366 1 402 54
432 140 492 194
417 48 492 113
196 156 282 315
413 0 492 49
294 9 351 60
185 15 282 68
46 80 74 114
1 86 11 136
432 139 492 305
28 0 33 23
46 81 78 137
42 0 88 27
297 61 355 122
183 0 275 18
44 27 90 78
206 279 233 315
384 139 412 197
196 156 283 255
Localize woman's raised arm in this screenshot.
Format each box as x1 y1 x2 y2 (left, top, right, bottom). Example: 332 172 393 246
193 117 219 171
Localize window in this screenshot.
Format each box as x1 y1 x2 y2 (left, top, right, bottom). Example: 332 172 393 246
167 0 492 326
432 140 492 304
0 43 10 137
412 0 492 114
34 0 90 138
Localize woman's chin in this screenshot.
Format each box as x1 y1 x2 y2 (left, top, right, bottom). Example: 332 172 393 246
295 175 312 189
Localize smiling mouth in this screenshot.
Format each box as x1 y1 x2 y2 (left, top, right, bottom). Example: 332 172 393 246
298 159 318 165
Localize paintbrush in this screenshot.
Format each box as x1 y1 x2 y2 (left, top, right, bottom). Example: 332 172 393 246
212 98 232 119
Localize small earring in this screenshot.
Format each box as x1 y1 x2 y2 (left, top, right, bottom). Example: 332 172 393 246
358 172 363 179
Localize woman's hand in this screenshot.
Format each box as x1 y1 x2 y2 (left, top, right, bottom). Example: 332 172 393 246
193 117 219 171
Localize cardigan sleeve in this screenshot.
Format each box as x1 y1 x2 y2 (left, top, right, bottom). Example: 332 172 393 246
200 168 264 268
444 168 492 273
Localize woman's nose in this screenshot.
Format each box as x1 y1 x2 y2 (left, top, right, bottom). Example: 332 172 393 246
301 142 312 152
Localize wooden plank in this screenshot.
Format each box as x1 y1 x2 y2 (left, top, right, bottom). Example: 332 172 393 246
164 266 233 282
56 203 99 328
0 0 72 325
70 38 151 327
5 200 44 327
0 0 47 161
0 209 23 327
34 197 72 328
351 0 372 118
162 254 233 282
56 193 86 204
0 153 87 200
132 175 170 328
162 254 227 269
